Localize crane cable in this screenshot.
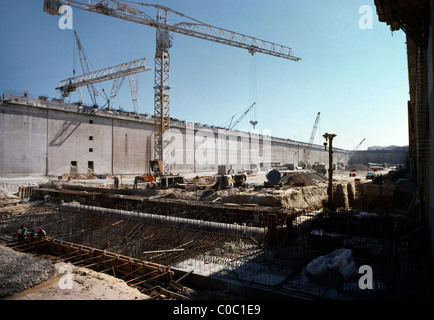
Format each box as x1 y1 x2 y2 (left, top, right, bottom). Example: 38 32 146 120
249 53 258 129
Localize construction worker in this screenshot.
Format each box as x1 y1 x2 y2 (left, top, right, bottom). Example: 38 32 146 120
37 228 46 240
18 224 28 240
30 229 36 241
134 177 138 189
114 176 119 189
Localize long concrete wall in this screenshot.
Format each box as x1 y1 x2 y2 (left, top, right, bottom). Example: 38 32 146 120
349 149 409 166
0 94 349 176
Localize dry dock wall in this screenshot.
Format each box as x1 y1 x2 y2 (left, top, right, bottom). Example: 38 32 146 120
349 149 409 166
0 94 349 176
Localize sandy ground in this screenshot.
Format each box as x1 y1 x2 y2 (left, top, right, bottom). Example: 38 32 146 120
5 262 150 300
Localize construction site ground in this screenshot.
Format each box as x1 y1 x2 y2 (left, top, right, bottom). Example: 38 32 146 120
1 167 432 300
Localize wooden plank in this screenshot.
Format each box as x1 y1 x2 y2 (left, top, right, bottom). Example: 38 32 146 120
128 270 160 286
61 250 94 263
82 257 116 269
99 261 130 274
73 253 105 265
131 272 170 287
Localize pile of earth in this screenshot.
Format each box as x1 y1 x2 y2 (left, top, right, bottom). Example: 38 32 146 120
281 172 327 187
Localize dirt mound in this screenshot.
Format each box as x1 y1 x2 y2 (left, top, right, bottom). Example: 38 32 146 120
220 186 328 211
282 172 327 187
10 263 150 300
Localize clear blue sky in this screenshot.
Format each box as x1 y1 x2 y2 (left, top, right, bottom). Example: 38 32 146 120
0 0 409 150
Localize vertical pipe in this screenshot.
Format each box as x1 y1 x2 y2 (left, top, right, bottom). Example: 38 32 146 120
46 109 49 176
328 137 333 208
323 133 336 211
111 118 114 176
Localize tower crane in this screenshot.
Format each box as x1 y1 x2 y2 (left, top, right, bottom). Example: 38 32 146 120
301 112 320 167
73 29 99 106
43 0 301 171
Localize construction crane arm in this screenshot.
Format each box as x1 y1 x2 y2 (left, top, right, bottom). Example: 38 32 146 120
302 112 320 165
57 57 151 96
337 138 366 164
73 29 99 105
348 138 366 160
228 102 256 130
44 0 301 61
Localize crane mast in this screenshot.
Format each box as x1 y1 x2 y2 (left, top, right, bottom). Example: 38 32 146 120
153 7 171 164
43 0 301 171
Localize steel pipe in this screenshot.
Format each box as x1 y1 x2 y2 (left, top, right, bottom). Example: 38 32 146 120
60 202 265 240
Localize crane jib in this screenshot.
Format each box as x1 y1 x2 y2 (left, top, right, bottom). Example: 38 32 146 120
45 0 300 61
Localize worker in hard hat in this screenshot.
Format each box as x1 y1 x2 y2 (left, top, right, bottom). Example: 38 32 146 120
37 228 47 240
17 224 28 240
30 229 36 241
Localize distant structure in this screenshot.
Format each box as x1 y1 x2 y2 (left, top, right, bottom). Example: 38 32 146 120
349 145 409 166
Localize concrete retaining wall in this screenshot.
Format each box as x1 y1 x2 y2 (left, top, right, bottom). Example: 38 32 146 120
349 149 409 166
0 94 350 176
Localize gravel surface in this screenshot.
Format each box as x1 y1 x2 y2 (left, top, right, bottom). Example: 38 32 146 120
0 244 55 297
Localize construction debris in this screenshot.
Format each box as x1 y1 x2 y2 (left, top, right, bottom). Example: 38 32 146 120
0 244 55 297
306 248 358 287
0 190 22 207
282 172 327 187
